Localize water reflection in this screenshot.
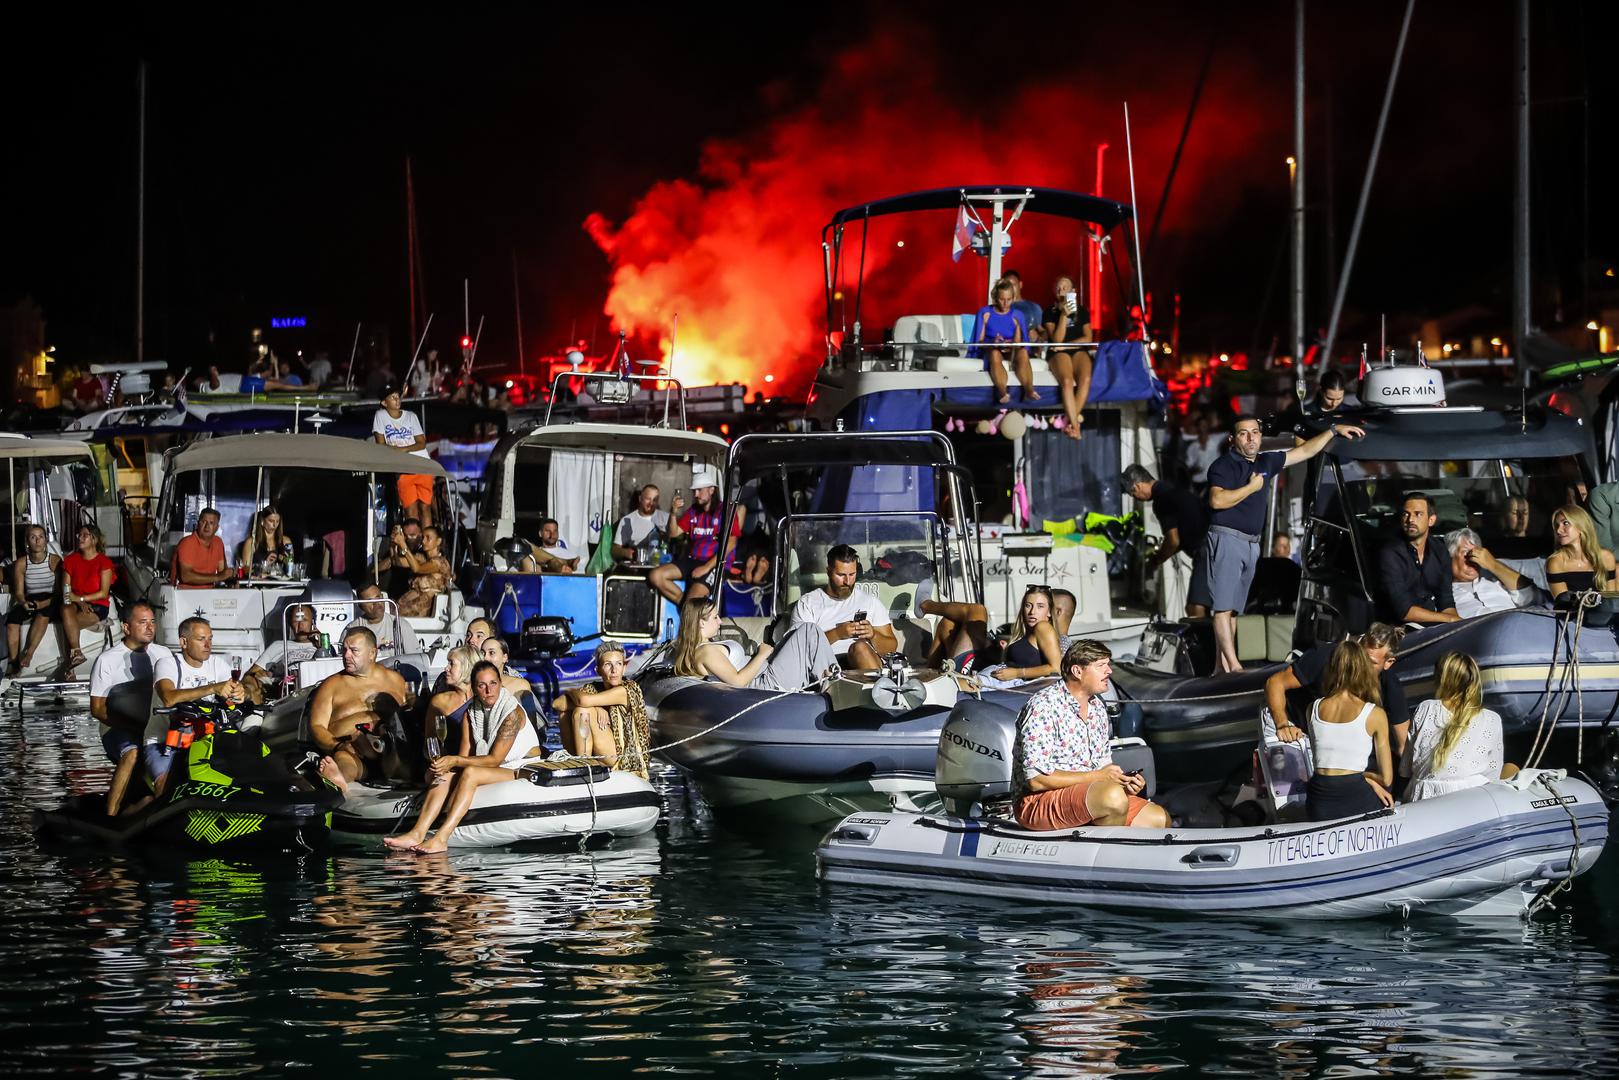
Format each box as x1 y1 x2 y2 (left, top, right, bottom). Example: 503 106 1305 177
2 709 1619 1077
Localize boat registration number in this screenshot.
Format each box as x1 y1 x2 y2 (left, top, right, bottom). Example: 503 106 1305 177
1266 821 1403 865
989 840 1060 859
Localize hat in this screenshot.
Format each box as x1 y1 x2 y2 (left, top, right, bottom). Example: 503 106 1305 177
380 383 400 400
691 464 721 491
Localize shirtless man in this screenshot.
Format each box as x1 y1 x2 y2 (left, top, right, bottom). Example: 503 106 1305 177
307 626 410 791
481 635 534 697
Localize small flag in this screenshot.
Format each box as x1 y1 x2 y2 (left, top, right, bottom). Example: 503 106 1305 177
1415 339 1428 368
1359 344 1368 379
952 205 978 263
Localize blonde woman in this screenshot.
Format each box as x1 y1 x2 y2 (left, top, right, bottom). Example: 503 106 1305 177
1401 652 1510 800
1546 504 1615 604
1305 640 1394 821
670 595 835 690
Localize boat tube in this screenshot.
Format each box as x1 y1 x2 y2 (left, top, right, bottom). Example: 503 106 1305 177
817 698 1610 919
35 702 340 854
332 761 660 848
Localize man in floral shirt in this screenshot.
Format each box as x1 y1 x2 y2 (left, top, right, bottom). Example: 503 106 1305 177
1013 639 1171 830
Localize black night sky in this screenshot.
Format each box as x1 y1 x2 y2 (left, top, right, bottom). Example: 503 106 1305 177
4 2 1615 385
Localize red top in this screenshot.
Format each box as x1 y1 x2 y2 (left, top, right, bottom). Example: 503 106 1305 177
173 533 226 588
63 551 115 600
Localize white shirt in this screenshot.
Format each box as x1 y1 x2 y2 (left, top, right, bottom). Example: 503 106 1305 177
306 357 333 385
1183 437 1224 485
790 584 892 657
616 509 670 553
253 639 319 684
1452 575 1519 620
1400 699 1504 800
145 652 234 745
347 613 421 657
90 640 173 737
372 407 431 459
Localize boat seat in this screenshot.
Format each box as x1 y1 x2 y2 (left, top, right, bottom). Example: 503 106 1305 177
1235 614 1294 663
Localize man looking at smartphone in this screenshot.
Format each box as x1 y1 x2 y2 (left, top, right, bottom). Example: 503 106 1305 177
1013 639 1171 830
789 544 897 672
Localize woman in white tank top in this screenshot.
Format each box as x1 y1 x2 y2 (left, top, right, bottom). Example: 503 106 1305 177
1305 641 1395 822
6 525 62 676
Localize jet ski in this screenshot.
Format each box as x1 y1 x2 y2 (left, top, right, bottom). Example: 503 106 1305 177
817 698 1610 919
36 701 341 854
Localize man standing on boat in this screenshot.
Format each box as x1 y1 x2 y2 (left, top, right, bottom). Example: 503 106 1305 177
1014 639 1170 831
90 601 171 816
1204 415 1362 672
1122 464 1208 620
373 384 435 527
790 544 897 672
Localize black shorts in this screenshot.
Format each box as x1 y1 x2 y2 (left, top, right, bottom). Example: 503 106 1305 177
675 554 718 587
6 594 56 626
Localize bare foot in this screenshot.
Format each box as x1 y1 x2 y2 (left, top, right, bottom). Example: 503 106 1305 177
413 837 450 855
997 393 1012 404
317 756 350 795
1063 424 1081 440
1024 389 1043 402
382 833 424 850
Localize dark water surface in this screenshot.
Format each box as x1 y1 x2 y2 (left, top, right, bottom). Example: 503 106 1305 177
4 705 1619 1077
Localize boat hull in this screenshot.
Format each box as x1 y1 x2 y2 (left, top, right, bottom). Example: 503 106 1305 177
818 773 1609 919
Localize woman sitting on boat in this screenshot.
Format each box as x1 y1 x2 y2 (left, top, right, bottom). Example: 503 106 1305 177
554 642 652 778
237 504 298 577
385 660 539 854
1305 640 1396 821
982 586 1064 682
671 595 837 691
1546 505 1615 606
61 525 115 677
5 524 60 676
395 525 451 618
1401 652 1515 801
425 644 479 762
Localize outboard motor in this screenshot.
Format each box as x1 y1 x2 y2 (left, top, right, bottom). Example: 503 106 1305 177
521 615 575 659
935 698 1019 817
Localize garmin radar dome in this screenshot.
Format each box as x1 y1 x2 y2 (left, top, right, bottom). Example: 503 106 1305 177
1361 365 1447 408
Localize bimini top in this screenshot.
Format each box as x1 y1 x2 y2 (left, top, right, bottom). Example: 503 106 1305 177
1325 407 1589 463
505 422 727 459
825 186 1133 232
728 430 957 478
167 433 448 477
0 433 97 461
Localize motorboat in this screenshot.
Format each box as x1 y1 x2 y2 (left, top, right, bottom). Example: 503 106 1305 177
817 698 1609 919
641 428 1035 824
811 186 1167 649
0 433 115 686
120 432 481 678
472 367 729 693
1110 364 1619 774
35 701 340 854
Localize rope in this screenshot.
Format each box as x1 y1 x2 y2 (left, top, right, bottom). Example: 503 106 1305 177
1524 593 1599 770
643 669 839 756
1526 774 1585 917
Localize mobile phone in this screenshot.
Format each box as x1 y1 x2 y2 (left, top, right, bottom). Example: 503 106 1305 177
1123 768 1144 778
852 610 868 622
1065 290 1078 315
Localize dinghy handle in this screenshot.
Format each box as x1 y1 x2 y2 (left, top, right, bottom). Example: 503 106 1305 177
1533 858 1574 882
1181 845 1239 867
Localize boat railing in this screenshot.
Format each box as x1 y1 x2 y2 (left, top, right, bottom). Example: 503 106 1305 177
544 370 689 429
830 336 1099 374
277 595 411 700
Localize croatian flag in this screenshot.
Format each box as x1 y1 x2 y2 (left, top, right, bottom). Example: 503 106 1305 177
952 206 977 262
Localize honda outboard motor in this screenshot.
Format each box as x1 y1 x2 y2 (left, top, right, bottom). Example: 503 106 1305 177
935 698 1018 817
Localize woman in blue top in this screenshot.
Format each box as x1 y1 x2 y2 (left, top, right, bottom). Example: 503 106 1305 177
976 279 1039 404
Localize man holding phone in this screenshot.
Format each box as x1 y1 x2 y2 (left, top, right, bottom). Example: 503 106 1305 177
789 544 897 672
1013 639 1171 831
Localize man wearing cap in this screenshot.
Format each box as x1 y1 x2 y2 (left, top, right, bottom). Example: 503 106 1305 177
649 465 741 604
372 384 435 527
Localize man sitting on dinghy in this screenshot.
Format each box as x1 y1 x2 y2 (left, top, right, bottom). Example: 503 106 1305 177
1013 639 1171 831
790 544 898 673
307 626 411 791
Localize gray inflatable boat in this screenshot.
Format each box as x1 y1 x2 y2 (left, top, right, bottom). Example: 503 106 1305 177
817 699 1610 919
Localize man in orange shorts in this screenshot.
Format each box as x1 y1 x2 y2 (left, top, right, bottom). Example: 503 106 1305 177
372 383 435 526
1013 639 1171 831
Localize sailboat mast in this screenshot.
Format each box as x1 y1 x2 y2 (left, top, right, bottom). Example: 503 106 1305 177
1512 0 1531 384
135 61 147 366
1291 0 1306 389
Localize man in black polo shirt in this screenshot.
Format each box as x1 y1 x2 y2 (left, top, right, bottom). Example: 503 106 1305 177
1266 623 1411 760
1203 414 1363 672
1376 493 1459 625
1122 464 1208 618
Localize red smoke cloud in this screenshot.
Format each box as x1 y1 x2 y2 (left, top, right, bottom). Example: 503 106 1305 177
586 24 1282 397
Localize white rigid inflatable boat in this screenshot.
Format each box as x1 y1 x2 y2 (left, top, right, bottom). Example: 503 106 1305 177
333 762 661 848
817 700 1610 919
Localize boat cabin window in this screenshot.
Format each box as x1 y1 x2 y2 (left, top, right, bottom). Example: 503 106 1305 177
3 456 98 559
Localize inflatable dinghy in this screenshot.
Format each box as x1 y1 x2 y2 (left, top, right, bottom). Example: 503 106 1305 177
36 703 340 854
332 761 660 848
817 699 1610 919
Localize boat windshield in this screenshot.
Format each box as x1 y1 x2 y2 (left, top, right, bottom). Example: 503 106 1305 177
780 513 966 615
3 454 100 559
159 464 378 581
1320 454 1588 555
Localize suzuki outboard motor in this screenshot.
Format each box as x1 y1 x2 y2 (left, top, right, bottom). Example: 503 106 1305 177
935 698 1019 817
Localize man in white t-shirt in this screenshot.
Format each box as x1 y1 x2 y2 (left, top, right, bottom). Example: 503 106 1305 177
372 384 436 526
789 544 898 672
142 616 254 798
521 517 581 573
346 584 422 658
612 485 670 563
247 603 323 694
89 600 173 816
1448 529 1538 619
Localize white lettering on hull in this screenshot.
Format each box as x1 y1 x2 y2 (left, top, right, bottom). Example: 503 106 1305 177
1266 821 1404 865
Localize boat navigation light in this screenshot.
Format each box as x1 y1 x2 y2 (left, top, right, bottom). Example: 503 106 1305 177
1587 320 1600 331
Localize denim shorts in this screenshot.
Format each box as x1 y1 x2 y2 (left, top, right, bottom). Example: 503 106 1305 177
142 742 177 786
1202 526 1261 614
100 727 140 764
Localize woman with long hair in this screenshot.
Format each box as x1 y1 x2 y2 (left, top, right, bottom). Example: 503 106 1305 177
983 585 1064 682
1304 640 1395 821
670 594 836 690
1546 504 1615 604
397 525 451 618
238 505 295 576
60 524 115 676
5 524 60 676
1401 651 1511 800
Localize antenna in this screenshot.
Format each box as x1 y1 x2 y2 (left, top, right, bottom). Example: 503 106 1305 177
1122 102 1149 341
